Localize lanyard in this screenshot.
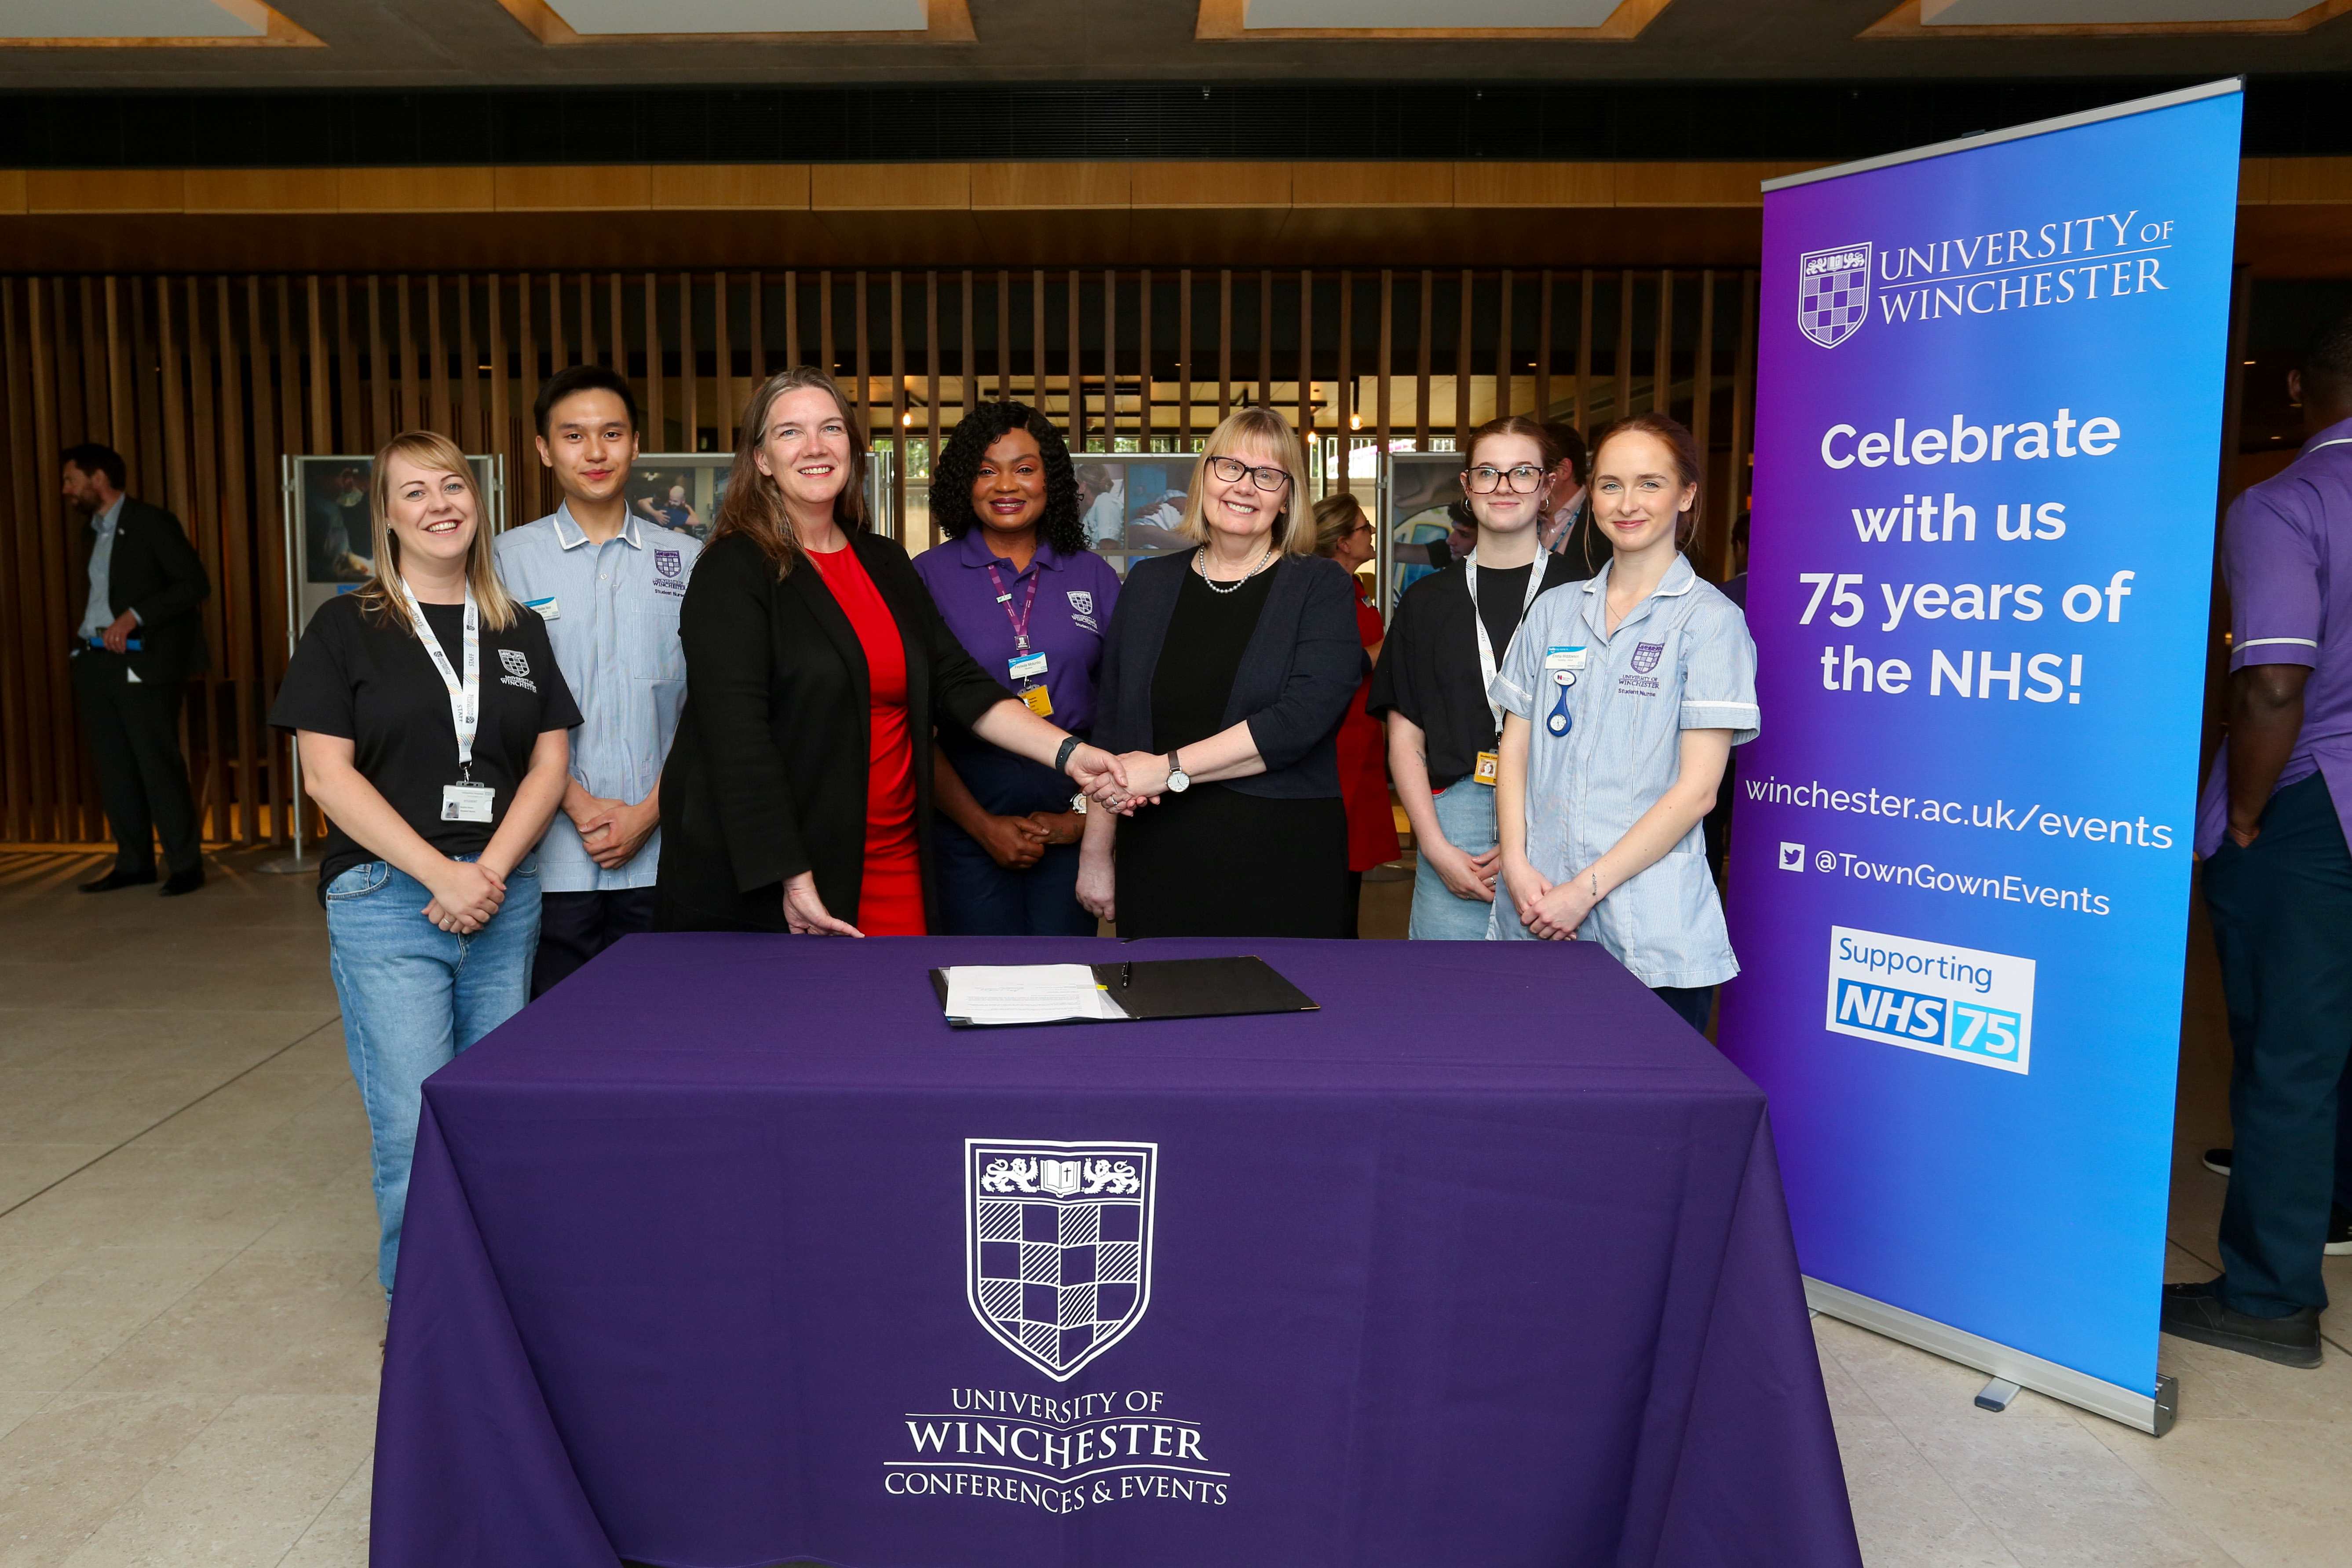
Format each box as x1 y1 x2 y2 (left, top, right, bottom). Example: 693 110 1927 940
1463 552 1548 731
401 580 480 780
984 562 1043 653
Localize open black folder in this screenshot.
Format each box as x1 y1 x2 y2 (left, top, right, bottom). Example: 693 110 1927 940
930 956 1318 1028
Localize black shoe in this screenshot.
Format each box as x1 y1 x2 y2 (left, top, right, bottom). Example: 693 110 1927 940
2202 1147 2232 1176
2329 1204 2352 1258
78 867 156 893
160 866 205 897
2160 1278 2321 1368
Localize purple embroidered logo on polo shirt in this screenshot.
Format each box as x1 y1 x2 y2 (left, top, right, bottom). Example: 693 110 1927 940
967 1139 1155 1382
654 549 683 580
1631 641 1665 674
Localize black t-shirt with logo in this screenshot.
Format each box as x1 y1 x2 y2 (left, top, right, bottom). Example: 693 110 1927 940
1366 554 1586 792
268 591 581 903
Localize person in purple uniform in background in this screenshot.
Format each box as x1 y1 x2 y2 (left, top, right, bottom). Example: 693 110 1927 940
2166 311 2352 1371
913 402 1122 935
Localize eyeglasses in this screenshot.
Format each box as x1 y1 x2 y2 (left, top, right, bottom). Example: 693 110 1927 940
1206 455 1293 493
1462 464 1549 495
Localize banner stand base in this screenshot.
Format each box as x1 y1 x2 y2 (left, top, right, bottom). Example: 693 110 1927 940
255 855 309 877
1804 1276 2178 1436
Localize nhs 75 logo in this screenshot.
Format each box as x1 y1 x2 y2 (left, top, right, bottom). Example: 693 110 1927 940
1824 925 2035 1075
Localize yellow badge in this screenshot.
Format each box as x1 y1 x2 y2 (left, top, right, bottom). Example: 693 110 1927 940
1473 750 1500 786
1021 685 1054 717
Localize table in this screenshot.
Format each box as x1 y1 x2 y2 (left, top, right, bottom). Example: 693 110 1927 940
373 935 1859 1568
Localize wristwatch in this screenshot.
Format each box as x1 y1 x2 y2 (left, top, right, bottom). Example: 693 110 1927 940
1069 792 1089 816
1165 750 1191 793
1054 735 1082 775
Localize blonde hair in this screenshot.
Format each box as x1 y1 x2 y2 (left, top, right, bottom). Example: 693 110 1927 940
1177 406 1316 556
712 366 869 577
354 431 517 634
1310 492 1367 558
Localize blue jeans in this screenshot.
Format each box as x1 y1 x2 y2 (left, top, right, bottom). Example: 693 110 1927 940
325 856 540 1294
1409 777 1500 939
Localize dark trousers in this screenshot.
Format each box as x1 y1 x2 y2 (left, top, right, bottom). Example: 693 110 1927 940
532 887 659 998
1655 984 1717 1036
933 837 1095 937
71 651 200 877
2203 773 2352 1318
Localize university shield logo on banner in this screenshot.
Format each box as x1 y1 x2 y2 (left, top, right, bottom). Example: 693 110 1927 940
966 1138 1155 1382
1797 242 1871 347
654 549 683 579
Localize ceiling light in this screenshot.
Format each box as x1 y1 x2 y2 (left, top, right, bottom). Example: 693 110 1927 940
0 0 267 37
544 0 925 34
1921 0 2309 20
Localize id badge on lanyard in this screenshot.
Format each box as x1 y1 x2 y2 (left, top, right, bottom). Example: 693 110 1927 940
402 582 495 824
990 562 1052 715
1465 552 1551 775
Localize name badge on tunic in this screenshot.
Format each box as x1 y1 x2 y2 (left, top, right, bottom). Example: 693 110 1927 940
1473 750 1500 786
1543 645 1587 672
441 783 495 823
1008 651 1049 682
523 596 559 621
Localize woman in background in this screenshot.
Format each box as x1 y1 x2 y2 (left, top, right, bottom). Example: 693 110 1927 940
1311 493 1399 936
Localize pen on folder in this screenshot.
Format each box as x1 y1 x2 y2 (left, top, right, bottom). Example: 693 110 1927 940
1121 962 1132 989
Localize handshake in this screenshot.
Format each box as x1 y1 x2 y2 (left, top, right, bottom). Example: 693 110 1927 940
1064 747 1183 815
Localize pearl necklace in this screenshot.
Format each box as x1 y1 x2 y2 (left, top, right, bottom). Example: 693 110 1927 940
1195 543 1276 594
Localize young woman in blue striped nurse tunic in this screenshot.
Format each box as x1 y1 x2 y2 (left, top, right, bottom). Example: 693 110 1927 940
1487 413 1759 1035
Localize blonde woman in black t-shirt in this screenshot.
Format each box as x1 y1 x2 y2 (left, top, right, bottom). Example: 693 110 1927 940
269 431 579 1298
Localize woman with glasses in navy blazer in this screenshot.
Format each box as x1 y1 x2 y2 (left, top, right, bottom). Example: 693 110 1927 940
1078 408 1364 938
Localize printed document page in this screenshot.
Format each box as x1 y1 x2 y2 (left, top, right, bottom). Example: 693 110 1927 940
940 964 1129 1026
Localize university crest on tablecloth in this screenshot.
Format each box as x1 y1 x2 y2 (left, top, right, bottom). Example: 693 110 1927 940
965 1139 1156 1382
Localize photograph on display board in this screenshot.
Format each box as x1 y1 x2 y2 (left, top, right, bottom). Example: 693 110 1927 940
281 454 503 639
1073 454 1199 577
1382 451 1472 609
623 457 732 543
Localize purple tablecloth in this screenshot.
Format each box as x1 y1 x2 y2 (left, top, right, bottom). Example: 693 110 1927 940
373 935 1858 1568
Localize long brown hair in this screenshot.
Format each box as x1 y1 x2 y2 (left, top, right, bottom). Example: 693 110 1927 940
1590 411 1704 549
353 431 518 635
711 366 869 577
1462 414 1564 477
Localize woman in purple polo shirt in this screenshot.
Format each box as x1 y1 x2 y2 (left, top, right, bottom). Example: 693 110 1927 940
913 402 1122 934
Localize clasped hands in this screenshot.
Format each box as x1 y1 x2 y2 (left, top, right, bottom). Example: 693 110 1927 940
422 859 505 935
1501 854 1603 941
567 790 659 871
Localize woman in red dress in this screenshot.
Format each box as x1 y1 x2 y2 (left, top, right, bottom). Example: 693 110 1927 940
1312 494 1400 936
654 368 1127 936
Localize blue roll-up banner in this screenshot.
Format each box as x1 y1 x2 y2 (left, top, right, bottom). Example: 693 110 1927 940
1719 81 2243 1432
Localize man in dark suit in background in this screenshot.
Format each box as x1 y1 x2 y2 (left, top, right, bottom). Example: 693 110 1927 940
63 442 211 895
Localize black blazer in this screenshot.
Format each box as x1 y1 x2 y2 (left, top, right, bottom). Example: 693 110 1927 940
74 497 210 683
1093 550 1364 799
655 530 1012 932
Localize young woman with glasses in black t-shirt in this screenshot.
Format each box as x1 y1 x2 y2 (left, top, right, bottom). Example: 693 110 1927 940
1368 416 1585 939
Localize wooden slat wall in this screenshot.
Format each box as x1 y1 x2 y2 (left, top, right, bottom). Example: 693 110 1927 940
0 266 1759 846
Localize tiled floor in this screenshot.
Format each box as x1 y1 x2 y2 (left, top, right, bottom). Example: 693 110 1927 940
0 845 2343 1567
